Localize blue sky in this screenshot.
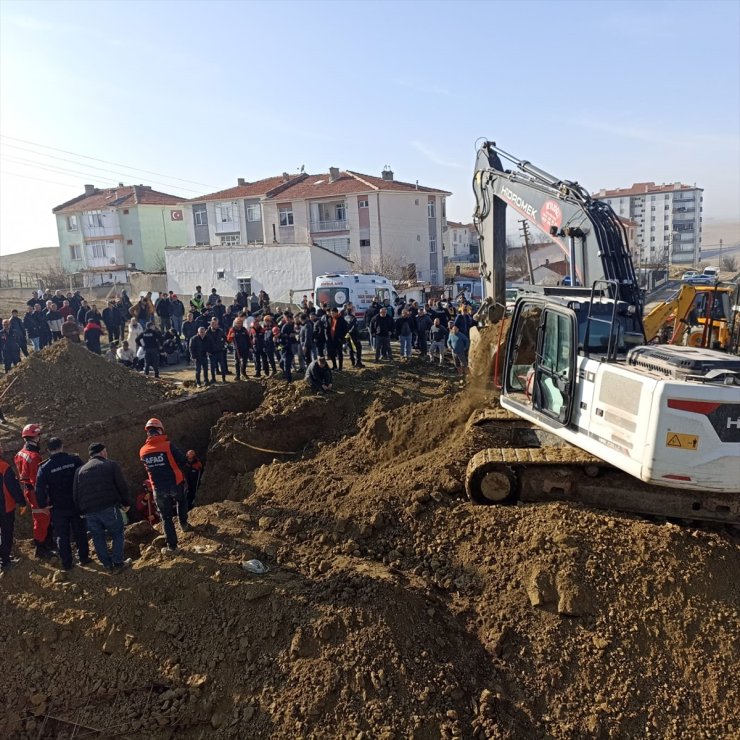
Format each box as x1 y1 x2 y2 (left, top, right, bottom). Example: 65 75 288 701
1 0 738 254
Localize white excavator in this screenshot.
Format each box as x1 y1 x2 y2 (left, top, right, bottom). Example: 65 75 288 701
465 141 740 524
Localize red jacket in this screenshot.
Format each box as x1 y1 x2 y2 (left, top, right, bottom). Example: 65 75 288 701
1 459 25 514
15 443 42 490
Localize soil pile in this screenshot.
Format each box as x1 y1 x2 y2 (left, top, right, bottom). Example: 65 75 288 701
0 363 738 738
0 341 183 428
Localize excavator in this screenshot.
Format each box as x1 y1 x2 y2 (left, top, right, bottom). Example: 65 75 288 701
643 282 739 351
465 141 740 524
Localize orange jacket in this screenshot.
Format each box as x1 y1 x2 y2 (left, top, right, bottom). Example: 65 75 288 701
1 458 25 514
139 434 186 491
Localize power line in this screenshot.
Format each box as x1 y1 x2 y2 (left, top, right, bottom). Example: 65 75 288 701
0 142 206 193
0 169 97 189
0 154 198 194
0 134 215 188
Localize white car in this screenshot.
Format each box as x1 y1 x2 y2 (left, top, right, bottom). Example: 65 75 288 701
681 270 698 283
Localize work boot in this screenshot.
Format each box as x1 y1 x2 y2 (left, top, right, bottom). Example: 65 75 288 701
181 522 193 532
35 543 53 559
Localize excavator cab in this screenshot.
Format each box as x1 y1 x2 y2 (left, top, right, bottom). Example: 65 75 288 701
504 297 577 427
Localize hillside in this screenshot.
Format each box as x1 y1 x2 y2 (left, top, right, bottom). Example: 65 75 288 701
0 246 61 275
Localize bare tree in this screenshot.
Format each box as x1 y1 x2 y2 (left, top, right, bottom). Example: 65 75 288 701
721 255 737 272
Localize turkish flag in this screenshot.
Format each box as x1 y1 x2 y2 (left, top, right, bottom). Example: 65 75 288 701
170 210 183 221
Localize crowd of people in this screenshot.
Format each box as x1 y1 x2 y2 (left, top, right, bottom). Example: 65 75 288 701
1 285 477 389
0 419 203 572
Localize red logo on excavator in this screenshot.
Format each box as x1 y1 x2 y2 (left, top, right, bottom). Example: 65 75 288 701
540 200 562 232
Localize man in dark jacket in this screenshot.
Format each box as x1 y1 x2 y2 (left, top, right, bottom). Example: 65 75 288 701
182 312 198 365
299 313 316 362
416 308 432 359
8 310 29 357
229 317 252 380
0 319 22 371
136 322 163 378
140 418 190 552
343 307 364 368
370 307 394 361
73 442 130 571
279 313 298 382
395 308 414 361
189 326 209 386
205 318 228 383
304 356 333 393
102 301 121 343
324 307 347 371
155 294 172 332
1 443 26 569
35 437 89 570
169 293 185 336
23 306 42 352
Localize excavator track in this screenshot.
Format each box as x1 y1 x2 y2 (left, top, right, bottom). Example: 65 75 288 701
465 416 740 526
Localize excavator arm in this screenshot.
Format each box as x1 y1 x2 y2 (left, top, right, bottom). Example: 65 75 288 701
643 285 698 343
473 141 643 325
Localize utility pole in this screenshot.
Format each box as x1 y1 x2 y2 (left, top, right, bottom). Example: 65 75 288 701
518 219 535 284
719 238 723 271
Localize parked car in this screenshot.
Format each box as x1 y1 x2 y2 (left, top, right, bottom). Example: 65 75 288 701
681 270 698 283
687 274 715 286
702 266 720 278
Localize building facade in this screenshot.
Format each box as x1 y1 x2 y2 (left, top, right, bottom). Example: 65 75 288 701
594 182 703 266
164 243 353 303
446 221 478 262
183 168 451 287
53 184 187 277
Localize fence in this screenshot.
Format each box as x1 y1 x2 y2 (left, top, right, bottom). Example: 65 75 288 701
0 270 84 291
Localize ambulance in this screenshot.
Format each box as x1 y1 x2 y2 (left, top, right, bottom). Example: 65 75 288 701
314 273 398 326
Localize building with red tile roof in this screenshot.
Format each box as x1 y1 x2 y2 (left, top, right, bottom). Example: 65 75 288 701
184 167 452 286
52 183 187 277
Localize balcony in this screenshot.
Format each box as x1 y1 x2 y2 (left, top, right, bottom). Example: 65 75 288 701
310 219 348 233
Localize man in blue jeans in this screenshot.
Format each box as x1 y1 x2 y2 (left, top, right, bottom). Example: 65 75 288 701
73 442 131 572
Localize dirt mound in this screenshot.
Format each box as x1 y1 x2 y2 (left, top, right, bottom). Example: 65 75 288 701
0 364 737 738
0 341 183 429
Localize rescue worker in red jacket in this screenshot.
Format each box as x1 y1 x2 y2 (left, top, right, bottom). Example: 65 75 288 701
1 442 27 569
139 418 190 553
14 423 54 558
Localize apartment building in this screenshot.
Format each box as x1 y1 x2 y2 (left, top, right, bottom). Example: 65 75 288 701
594 182 703 265
184 167 451 286
53 183 186 277
446 221 478 262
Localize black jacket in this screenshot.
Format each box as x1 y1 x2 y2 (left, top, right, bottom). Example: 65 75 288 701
189 333 209 359
205 327 226 354
305 360 333 386
137 328 163 351
324 316 347 344
369 313 394 337
36 452 84 510
73 456 130 513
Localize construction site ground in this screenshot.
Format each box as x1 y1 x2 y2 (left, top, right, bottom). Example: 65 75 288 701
0 343 738 739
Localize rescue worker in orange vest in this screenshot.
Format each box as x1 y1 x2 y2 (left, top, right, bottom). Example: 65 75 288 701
139 418 190 552
1 442 27 569
14 423 54 558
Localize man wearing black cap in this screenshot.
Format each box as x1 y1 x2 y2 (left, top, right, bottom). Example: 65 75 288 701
36 438 89 571
73 443 131 572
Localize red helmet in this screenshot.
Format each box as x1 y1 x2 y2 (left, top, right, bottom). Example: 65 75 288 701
144 418 164 432
22 423 42 438
272 326 280 336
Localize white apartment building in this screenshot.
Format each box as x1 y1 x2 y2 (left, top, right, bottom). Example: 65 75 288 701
594 182 703 266
446 221 478 262
183 168 451 286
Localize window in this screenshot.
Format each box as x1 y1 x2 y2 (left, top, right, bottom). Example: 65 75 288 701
86 210 104 228
195 241 210 247
89 242 107 259
215 203 235 223
220 234 240 245
417 235 421 241
127 239 133 245
279 206 294 226
427 201 436 218
237 277 252 295
194 209 207 226
430 237 437 253
122 209 130 215
430 269 438 284
246 204 261 221
429 254 437 270
335 203 346 221
415 199 420 206
441 199 446 218
664 225 670 231
358 199 368 208
664 205 670 210
360 238 370 247
69 244 81 260
66 215 78 231
650 237 656 242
